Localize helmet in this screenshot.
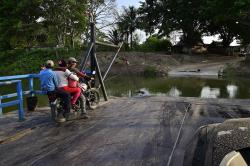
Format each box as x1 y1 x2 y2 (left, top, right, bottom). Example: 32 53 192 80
45 60 54 68
68 57 78 64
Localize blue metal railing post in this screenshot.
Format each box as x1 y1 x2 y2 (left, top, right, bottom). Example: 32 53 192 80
16 81 25 121
28 77 34 96
0 74 43 121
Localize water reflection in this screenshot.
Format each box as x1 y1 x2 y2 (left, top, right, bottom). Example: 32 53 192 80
167 87 182 97
227 85 238 98
200 86 220 98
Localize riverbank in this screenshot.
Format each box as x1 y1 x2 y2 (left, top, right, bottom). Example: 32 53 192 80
223 59 250 77
0 49 245 77
0 49 179 77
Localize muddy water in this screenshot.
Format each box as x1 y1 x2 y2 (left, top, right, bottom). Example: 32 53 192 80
105 76 250 99
1 76 250 112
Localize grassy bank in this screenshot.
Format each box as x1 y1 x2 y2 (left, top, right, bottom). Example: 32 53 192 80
0 48 84 76
223 59 250 78
0 49 178 77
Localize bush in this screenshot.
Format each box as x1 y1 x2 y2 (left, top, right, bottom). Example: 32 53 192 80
0 48 84 76
136 37 172 52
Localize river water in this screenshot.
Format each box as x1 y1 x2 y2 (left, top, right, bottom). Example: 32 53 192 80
1 76 250 112
105 76 250 99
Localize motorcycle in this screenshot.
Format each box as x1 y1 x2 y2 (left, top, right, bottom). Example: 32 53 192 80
79 76 100 110
49 75 100 122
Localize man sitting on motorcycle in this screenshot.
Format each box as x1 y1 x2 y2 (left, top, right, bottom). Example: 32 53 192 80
67 57 88 78
67 57 91 110
39 60 71 123
54 60 89 119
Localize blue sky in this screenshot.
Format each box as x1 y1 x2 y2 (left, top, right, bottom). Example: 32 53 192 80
116 0 143 8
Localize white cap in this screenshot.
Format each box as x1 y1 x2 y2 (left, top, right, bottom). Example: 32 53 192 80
45 60 54 68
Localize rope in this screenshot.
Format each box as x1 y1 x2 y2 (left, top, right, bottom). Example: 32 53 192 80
167 103 192 166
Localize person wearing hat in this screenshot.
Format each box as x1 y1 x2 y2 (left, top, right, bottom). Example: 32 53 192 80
67 57 89 118
39 60 71 123
68 57 87 78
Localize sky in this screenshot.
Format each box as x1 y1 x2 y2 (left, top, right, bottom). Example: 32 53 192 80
116 0 142 9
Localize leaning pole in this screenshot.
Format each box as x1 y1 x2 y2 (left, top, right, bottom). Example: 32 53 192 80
89 0 108 101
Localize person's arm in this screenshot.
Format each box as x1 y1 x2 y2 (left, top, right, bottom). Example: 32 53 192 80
54 67 67 72
64 69 79 81
71 68 86 78
52 72 59 88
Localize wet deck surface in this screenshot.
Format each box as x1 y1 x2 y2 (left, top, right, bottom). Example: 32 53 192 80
1 97 250 166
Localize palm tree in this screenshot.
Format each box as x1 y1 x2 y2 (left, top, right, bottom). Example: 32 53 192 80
117 6 138 49
107 28 121 45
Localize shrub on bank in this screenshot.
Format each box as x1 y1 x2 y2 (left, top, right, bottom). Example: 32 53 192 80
0 48 84 76
136 37 172 52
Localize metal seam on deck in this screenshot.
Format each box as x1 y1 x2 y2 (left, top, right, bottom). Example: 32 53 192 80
167 103 191 166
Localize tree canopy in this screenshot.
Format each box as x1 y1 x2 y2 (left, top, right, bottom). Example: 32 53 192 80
138 0 250 47
0 0 89 50
0 0 250 51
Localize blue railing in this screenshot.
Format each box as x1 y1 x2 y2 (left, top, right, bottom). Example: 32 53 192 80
0 74 43 121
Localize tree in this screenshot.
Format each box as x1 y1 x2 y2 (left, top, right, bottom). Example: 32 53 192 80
202 0 250 47
91 0 118 30
137 0 159 35
139 0 250 48
117 6 138 49
0 0 88 50
238 13 250 44
81 0 118 44
234 2 250 44
0 0 44 49
139 0 205 46
41 0 88 48
107 28 122 45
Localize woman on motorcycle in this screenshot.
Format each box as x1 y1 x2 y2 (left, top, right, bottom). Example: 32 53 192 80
54 60 81 109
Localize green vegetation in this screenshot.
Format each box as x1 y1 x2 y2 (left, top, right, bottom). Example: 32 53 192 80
0 0 249 76
137 37 172 52
138 0 250 47
0 0 249 51
0 0 87 50
0 48 83 76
